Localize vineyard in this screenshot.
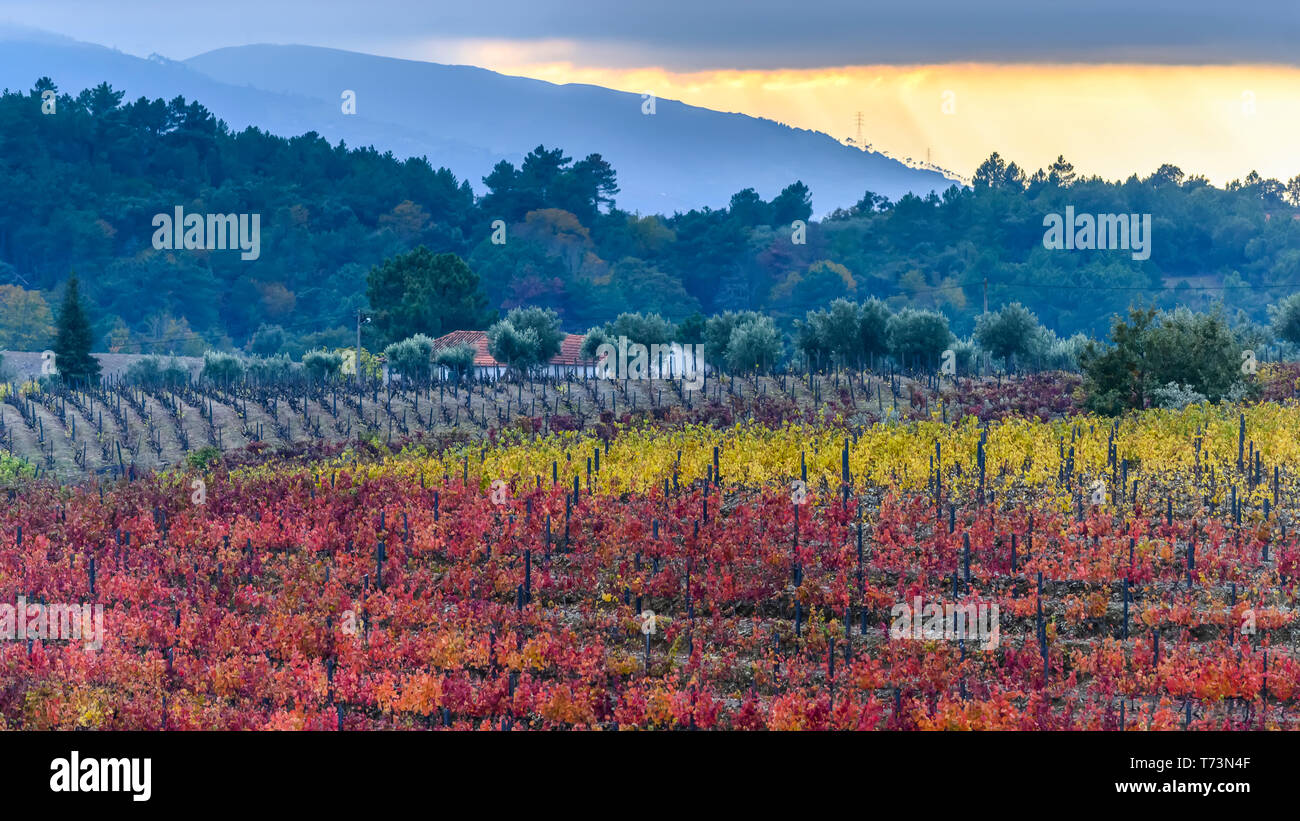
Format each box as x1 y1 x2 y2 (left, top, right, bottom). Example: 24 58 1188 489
3 382 1300 730
0 364 1098 483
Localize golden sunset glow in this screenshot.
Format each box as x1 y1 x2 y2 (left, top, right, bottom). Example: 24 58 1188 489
439 50 1300 185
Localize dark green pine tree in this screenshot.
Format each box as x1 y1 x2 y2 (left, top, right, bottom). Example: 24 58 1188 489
53 272 101 385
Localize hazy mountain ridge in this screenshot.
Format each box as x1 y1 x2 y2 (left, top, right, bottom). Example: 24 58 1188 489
0 30 957 215
184 44 957 214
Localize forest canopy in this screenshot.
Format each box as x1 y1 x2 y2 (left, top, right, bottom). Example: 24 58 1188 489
1 81 1299 357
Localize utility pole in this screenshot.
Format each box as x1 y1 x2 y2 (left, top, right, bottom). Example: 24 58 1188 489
983 277 989 314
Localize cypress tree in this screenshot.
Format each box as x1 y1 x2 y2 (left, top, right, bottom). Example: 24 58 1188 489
53 272 101 385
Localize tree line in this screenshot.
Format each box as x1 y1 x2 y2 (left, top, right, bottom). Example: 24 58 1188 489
18 257 1300 420
2 80 1300 360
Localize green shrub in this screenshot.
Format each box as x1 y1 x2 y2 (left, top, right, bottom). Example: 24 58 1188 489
797 299 859 369
704 311 765 366
200 350 245 384
857 298 892 363
434 342 477 380
124 356 190 389
886 308 953 366
604 312 674 348
950 337 980 373
1029 329 1089 371
580 326 611 360
796 297 890 370
1269 293 1300 346
1080 306 1245 414
974 303 1042 363
487 307 563 372
1152 382 1208 410
725 315 783 372
302 349 345 381
674 312 707 345
384 334 436 381
245 354 296 384
247 323 287 357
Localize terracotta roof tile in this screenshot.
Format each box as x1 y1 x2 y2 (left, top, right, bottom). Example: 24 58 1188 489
550 334 590 366
430 330 494 366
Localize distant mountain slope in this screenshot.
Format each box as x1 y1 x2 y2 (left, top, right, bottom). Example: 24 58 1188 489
0 28 957 215
184 44 956 215
0 28 497 178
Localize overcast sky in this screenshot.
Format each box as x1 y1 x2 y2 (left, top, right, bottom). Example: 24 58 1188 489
5 1 1296 183
2 0 1298 68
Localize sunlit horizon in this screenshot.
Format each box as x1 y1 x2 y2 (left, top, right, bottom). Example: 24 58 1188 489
432 50 1300 188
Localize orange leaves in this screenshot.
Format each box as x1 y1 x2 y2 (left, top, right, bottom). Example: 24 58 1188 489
1063 591 1110 623
392 673 443 716
537 682 596 726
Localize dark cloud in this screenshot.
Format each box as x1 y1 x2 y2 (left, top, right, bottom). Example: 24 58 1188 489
4 0 1297 67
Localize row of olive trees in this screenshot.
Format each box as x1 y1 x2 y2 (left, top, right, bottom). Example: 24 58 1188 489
124 348 372 387
569 301 1083 377
383 334 476 382
198 350 348 384
197 343 478 386
708 291 1300 383
792 298 1090 373
578 310 784 372
149 289 1300 390
386 306 788 381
